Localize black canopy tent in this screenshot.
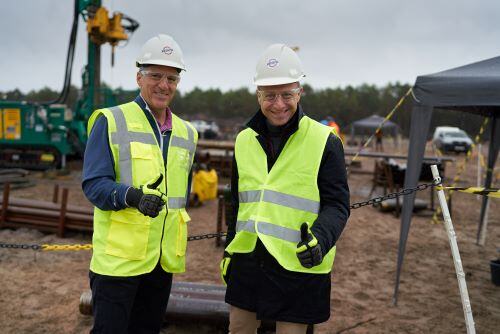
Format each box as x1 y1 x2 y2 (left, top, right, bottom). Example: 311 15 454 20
350 114 399 137
394 56 500 304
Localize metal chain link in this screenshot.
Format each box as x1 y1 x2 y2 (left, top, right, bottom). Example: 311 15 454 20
0 242 42 251
42 244 93 251
350 182 436 210
188 232 227 241
0 182 437 248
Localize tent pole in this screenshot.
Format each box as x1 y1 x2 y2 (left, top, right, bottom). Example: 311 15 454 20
393 105 432 305
476 143 482 197
477 115 499 245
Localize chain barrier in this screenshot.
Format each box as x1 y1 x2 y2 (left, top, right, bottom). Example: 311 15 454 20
187 233 226 241
0 182 437 251
0 242 42 251
42 244 93 251
349 182 435 209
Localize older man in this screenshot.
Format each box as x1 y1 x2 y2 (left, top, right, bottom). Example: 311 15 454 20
82 34 197 333
221 44 350 334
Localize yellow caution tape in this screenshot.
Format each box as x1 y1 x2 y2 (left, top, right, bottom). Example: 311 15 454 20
349 87 413 166
42 244 93 251
436 186 500 198
478 149 500 178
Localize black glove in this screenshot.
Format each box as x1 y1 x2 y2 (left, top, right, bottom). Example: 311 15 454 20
220 252 232 286
296 223 323 268
126 175 165 218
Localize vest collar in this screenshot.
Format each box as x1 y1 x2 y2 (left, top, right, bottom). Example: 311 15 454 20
134 95 172 130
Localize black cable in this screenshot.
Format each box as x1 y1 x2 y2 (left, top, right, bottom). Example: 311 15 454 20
45 0 79 104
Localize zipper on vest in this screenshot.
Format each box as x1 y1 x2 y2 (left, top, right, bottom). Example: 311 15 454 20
158 164 168 261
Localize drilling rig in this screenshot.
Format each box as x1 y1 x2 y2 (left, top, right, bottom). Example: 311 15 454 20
0 0 139 169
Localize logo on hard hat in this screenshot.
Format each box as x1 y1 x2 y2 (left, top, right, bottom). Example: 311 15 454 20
267 58 279 68
162 46 174 55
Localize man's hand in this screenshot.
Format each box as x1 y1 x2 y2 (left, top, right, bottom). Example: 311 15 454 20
220 252 232 286
126 175 165 218
296 223 323 268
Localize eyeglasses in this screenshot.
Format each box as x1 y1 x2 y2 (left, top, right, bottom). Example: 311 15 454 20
140 70 181 85
257 87 301 103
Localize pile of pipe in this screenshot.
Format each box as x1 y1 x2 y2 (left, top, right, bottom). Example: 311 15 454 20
0 169 34 189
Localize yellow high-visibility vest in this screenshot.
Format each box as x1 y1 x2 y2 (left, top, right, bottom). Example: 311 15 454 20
87 101 197 276
226 115 336 274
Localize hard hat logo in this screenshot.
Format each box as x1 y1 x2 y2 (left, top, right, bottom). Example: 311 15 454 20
267 59 279 68
162 46 173 55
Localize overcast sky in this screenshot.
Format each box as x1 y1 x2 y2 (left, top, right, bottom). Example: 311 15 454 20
1 0 500 94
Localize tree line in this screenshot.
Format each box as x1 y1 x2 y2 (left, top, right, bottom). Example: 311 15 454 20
1 82 487 138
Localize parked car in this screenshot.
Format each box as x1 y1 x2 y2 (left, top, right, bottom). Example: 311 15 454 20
432 126 473 153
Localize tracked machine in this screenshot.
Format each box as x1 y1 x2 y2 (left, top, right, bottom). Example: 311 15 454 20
0 0 138 169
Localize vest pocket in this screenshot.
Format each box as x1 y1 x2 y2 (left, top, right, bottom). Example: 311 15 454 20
105 209 150 260
176 209 191 256
130 142 156 184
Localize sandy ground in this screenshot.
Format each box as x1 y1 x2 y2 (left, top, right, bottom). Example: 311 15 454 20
0 145 499 334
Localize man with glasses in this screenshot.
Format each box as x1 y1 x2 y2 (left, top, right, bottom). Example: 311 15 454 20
82 34 197 333
221 44 350 333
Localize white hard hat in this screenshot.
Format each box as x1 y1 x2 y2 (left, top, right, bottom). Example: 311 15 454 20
136 34 186 71
253 44 305 86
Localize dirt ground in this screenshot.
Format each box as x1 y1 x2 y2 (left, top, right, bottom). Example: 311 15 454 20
0 144 499 334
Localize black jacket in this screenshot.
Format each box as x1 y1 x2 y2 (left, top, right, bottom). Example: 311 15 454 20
226 105 350 257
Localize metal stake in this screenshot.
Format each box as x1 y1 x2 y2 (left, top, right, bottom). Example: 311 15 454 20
431 164 475 334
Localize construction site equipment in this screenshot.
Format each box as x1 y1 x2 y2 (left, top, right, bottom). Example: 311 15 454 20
0 169 33 189
79 282 228 323
0 0 139 169
0 183 93 237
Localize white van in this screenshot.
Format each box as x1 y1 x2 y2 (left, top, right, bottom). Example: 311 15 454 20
432 126 473 153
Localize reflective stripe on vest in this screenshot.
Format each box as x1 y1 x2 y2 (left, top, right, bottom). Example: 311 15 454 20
239 189 319 214
236 220 256 233
236 219 300 243
171 119 196 170
239 190 262 203
168 197 186 209
109 106 157 186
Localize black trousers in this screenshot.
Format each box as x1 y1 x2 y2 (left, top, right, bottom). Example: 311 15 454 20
225 250 331 324
89 262 173 334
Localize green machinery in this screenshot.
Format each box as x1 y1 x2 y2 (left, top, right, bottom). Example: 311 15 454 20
0 0 138 169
